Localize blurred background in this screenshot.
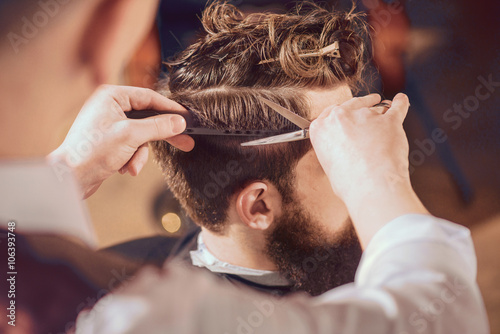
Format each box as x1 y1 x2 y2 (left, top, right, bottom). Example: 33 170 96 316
80 0 499 331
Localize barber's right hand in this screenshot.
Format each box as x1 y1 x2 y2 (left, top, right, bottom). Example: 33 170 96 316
310 93 428 248
48 85 195 199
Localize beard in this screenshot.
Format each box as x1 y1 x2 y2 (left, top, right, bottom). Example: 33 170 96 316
265 203 362 297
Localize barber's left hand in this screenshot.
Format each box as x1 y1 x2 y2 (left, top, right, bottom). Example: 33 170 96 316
48 85 195 199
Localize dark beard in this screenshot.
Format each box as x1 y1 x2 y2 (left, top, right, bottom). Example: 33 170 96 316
265 205 362 296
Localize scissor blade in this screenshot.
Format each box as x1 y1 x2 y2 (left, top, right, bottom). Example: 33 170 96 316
258 97 311 129
241 129 309 146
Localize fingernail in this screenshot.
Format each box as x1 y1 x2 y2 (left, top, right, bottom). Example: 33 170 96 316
171 116 186 134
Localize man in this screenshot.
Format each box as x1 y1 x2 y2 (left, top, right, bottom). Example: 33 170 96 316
0 1 488 333
145 2 372 297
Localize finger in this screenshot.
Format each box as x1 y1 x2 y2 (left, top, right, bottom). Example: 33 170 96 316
340 94 381 110
128 144 150 176
386 93 410 122
118 166 128 174
114 86 191 118
128 114 188 146
166 134 196 152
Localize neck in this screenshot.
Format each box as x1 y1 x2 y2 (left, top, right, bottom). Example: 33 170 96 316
201 225 277 271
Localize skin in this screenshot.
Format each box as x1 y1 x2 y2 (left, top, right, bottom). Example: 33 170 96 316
294 86 354 236
311 93 428 248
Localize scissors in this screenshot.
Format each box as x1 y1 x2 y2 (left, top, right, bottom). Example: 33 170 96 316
241 98 391 146
240 97 311 146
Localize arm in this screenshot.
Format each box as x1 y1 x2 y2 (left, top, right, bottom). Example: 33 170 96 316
47 85 195 199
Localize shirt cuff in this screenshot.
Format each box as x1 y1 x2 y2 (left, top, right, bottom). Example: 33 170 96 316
355 214 475 285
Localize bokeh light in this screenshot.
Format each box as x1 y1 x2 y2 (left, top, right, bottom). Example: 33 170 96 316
161 212 182 233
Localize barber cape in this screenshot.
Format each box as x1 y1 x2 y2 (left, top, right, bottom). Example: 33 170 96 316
107 228 295 296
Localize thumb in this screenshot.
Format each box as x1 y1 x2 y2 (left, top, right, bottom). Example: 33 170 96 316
387 93 410 123
127 114 187 146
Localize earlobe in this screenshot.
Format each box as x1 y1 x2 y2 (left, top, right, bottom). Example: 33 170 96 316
236 182 277 231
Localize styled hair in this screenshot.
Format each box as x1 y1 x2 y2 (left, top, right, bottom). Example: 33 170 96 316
152 1 368 233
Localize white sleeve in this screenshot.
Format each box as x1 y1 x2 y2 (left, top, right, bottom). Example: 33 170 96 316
308 214 489 334
76 214 489 334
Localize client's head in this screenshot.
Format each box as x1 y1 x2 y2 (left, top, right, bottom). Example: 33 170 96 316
152 1 368 296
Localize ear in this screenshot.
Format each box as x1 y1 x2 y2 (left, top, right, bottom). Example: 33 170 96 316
235 182 281 231
78 0 159 84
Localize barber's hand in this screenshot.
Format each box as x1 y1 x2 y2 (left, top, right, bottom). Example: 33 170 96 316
48 85 195 199
310 93 428 247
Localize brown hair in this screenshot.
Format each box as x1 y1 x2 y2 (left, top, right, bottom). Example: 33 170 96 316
152 1 368 233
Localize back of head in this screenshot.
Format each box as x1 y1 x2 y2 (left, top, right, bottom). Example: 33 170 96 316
152 1 368 232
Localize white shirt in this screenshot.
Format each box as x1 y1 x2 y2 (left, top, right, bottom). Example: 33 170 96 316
190 232 291 286
0 160 96 246
76 214 489 334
